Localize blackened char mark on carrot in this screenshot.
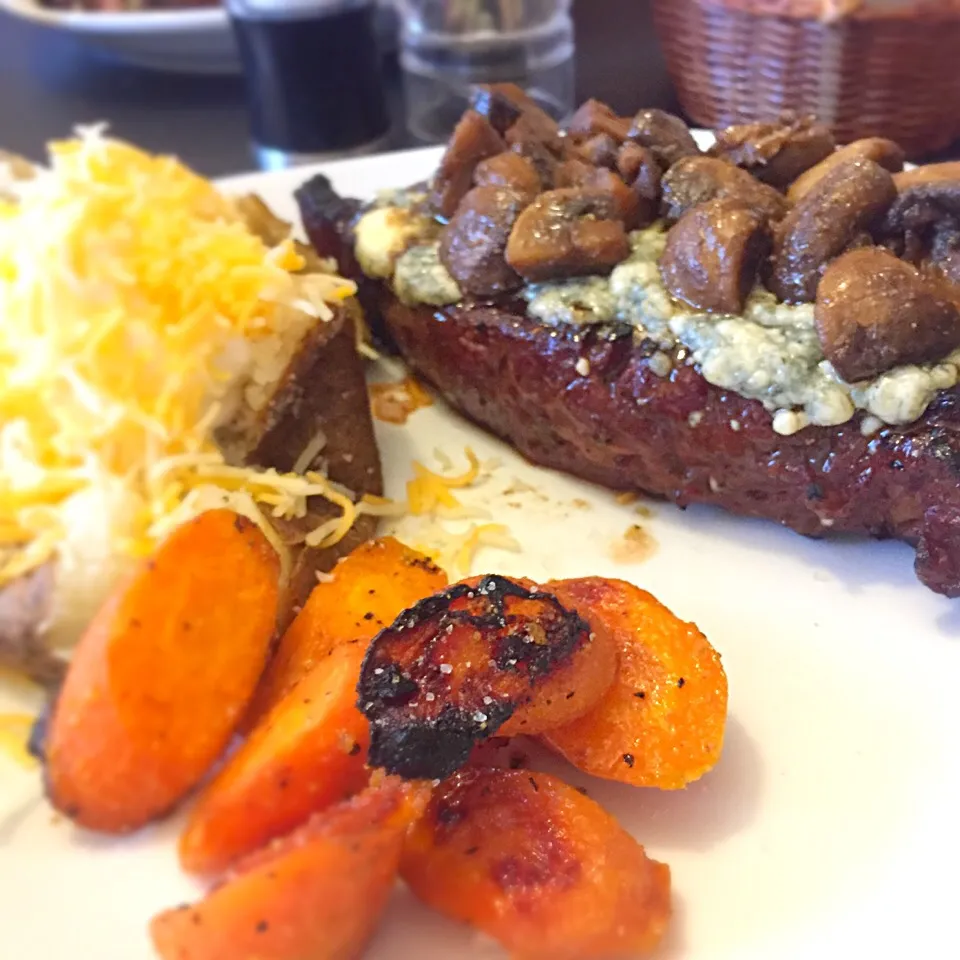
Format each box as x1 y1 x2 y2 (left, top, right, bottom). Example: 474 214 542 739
357 575 590 780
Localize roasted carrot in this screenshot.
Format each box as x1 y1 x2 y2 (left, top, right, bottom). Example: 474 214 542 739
543 577 728 789
245 537 446 726
402 767 671 960
456 575 619 738
45 510 280 833
358 574 613 780
179 641 370 875
154 776 430 960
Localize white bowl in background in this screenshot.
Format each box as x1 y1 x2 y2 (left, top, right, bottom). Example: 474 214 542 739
0 0 239 74
0 0 397 75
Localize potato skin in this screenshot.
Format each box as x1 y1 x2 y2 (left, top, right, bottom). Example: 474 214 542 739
45 510 280 833
402 767 671 959
0 562 64 687
543 577 728 789
219 306 384 619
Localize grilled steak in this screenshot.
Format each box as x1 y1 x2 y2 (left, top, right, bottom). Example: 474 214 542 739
375 295 960 597
297 93 960 598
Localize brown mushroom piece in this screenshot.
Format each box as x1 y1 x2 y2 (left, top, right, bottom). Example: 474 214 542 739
550 163 641 228
470 83 560 144
474 151 543 196
660 155 787 225
555 157 597 188
567 99 632 141
430 110 506 219
659 198 772 314
617 142 663 225
710 115 835 189
883 165 960 272
815 247 960 382
787 138 905 203
505 188 631 282
439 186 530 297
769 158 896 304
626 109 700 167
510 139 558 189
577 133 621 169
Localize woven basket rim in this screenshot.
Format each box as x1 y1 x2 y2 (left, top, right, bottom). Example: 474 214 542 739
688 0 960 20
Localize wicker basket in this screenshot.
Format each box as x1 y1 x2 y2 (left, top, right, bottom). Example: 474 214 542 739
651 0 960 157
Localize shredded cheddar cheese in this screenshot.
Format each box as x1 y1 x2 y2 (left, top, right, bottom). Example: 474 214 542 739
0 714 36 768
365 448 520 575
0 128 359 602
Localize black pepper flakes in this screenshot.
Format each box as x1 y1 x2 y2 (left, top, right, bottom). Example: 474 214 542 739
528 776 539 792
565 691 575 700
622 753 635 768
349 742 362 756
678 677 686 688
465 845 479 855
363 612 375 621
575 786 588 796
255 920 269 934
634 691 645 699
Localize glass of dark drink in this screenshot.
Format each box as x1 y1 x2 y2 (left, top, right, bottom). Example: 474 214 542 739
226 0 391 170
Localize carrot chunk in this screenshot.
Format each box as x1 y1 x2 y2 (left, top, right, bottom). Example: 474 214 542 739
543 577 728 789
454 575 618 738
179 641 370 875
45 510 280 833
154 777 429 960
245 537 446 725
402 767 671 959
358 575 610 780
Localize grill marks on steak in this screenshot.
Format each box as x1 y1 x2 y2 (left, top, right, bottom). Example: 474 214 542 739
377 293 960 597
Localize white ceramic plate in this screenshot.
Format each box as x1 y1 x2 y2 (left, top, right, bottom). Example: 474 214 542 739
0 0 239 74
2 146 960 960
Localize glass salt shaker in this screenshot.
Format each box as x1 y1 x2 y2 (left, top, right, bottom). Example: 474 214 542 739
396 0 575 144
226 0 391 170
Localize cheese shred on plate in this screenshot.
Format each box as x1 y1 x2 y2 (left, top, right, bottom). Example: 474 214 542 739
0 128 358 646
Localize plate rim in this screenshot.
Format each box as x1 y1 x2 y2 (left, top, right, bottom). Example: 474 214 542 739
0 0 227 34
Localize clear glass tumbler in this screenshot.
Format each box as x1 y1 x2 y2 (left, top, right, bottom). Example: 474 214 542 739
396 0 575 143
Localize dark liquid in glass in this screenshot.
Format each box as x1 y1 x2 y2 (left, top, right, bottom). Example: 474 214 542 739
231 5 389 154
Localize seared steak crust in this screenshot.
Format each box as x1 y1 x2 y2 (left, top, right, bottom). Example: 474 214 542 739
376 292 960 598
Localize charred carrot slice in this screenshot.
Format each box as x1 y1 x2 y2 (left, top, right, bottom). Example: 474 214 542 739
154 776 430 960
455 575 618 739
179 641 370 876
45 510 280 833
543 577 728 789
402 767 671 960
357 575 610 780
245 537 447 726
